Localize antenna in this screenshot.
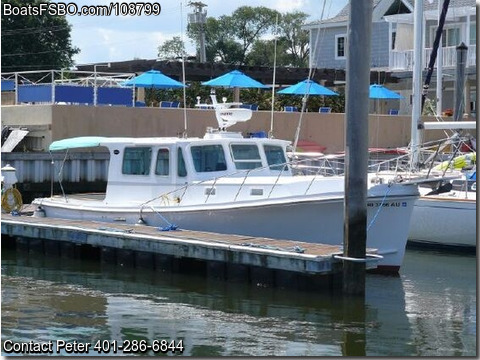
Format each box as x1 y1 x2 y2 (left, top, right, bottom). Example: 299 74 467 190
181 2 188 137
269 14 279 138
188 1 207 63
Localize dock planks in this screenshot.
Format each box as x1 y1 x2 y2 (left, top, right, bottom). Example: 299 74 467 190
1 211 379 288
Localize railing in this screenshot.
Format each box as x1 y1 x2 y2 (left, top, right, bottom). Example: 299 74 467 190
1 69 136 106
390 45 476 71
139 135 474 222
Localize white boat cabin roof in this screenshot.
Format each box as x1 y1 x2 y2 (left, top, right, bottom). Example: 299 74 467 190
49 132 294 185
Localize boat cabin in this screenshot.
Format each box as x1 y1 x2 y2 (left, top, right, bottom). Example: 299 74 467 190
48 98 293 204
75 132 293 203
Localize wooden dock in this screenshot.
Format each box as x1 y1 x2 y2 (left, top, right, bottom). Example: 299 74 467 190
1 211 380 290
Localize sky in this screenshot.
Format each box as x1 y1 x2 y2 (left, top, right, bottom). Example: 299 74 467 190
67 0 348 66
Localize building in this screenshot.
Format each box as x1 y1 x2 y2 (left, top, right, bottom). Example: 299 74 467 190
303 0 476 116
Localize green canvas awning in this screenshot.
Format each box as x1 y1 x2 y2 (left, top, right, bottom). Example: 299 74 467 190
49 136 109 151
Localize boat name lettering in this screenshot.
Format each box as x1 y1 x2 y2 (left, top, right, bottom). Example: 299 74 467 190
367 201 407 208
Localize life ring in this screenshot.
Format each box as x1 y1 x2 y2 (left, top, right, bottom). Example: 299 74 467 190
1 187 23 213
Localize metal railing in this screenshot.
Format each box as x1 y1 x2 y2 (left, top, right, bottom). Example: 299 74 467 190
390 44 476 71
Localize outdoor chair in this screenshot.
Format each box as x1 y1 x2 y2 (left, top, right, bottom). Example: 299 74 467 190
319 107 331 113
171 101 180 108
240 104 258 110
160 101 172 108
388 109 399 115
284 106 298 112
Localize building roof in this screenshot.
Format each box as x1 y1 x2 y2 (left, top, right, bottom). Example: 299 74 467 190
304 0 475 28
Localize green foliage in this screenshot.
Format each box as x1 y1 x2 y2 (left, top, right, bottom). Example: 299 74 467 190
246 39 290 67
186 6 309 67
1 0 79 72
277 12 310 67
228 6 278 63
157 36 187 61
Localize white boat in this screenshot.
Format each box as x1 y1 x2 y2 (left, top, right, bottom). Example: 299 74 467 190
403 0 477 250
290 142 476 250
32 98 421 273
408 171 476 249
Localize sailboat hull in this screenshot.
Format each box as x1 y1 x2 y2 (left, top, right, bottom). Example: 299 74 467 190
408 196 476 249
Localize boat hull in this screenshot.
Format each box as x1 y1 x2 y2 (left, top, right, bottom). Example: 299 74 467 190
408 196 476 249
35 192 418 272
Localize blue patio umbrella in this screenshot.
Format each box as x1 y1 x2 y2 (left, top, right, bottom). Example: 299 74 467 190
278 79 338 96
201 70 268 88
123 70 185 89
369 84 403 99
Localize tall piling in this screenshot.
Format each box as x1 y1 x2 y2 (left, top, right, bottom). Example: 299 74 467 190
343 0 373 296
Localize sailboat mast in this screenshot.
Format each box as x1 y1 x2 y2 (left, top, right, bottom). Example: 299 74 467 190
436 0 445 114
422 0 450 112
410 0 424 169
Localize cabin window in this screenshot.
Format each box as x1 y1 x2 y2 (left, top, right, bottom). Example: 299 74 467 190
191 144 227 172
264 145 287 171
122 147 152 175
155 148 170 176
230 144 263 170
335 34 346 59
177 148 187 177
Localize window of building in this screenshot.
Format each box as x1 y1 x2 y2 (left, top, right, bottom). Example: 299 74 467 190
191 144 227 172
177 148 187 177
155 148 169 176
335 35 346 59
391 31 396 50
122 147 151 175
470 23 476 45
441 27 460 47
263 145 287 171
230 144 262 170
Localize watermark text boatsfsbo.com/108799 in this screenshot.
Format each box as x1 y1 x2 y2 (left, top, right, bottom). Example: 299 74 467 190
2 2 162 17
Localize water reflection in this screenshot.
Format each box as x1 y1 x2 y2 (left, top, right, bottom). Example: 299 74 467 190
400 250 477 356
1 248 475 356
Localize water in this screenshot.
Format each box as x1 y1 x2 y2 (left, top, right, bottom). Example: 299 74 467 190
1 247 476 356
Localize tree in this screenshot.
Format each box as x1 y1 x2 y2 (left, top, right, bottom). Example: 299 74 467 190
1 0 79 72
228 6 279 64
157 36 187 61
203 17 243 64
246 39 289 67
187 6 278 65
277 12 310 67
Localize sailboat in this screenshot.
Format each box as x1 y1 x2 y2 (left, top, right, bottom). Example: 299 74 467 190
388 0 476 250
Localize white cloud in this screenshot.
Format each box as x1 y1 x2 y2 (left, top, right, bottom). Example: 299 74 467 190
72 26 173 65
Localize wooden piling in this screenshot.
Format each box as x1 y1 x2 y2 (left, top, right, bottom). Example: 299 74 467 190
343 0 373 296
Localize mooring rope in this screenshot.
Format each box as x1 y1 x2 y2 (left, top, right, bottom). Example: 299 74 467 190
147 205 178 231
366 183 393 232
